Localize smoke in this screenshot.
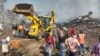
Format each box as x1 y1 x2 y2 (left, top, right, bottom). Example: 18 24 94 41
77 0 99 18
0 9 31 24
55 0 100 22
1 0 100 23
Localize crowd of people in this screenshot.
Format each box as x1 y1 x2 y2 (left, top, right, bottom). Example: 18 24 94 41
0 22 100 56
44 25 100 56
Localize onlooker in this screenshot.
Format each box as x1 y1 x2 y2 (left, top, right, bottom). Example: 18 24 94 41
58 27 65 49
78 30 86 56
72 34 77 39
91 36 100 56
59 38 66 56
58 27 65 39
63 27 69 39
2 37 9 56
65 36 80 56
12 23 17 36
45 33 55 56
0 22 3 31
70 27 76 36
52 25 59 48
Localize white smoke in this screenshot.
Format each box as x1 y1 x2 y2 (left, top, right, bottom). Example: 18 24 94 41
2 0 100 23
55 0 100 22
77 0 99 18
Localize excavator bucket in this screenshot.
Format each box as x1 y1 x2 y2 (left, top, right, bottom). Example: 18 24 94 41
12 3 34 15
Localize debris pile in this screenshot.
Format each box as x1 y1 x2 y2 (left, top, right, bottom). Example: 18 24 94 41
9 40 22 49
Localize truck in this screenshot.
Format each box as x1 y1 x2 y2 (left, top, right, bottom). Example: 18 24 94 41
12 3 56 39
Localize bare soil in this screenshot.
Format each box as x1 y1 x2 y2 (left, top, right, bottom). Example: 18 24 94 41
0 23 100 56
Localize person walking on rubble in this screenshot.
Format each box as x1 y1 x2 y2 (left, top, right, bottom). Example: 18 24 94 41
65 36 80 56
78 30 86 56
12 23 17 36
1 36 9 56
45 32 55 56
91 36 100 56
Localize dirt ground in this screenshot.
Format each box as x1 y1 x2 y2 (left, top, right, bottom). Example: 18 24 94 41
0 23 100 56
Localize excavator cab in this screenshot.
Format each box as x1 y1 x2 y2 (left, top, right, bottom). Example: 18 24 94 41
39 17 50 29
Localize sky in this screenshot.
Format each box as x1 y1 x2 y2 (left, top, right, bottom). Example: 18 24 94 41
4 0 67 22
2 0 100 22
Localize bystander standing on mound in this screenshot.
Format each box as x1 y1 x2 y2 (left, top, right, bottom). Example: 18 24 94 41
65 36 80 56
1 36 9 56
78 30 86 56
45 32 55 56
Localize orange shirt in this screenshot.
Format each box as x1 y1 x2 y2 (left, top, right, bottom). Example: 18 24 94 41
78 34 85 44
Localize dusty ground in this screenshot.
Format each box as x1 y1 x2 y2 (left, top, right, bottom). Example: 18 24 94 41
0 23 100 56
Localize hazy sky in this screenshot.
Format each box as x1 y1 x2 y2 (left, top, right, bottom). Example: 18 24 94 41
3 0 100 22
4 0 67 22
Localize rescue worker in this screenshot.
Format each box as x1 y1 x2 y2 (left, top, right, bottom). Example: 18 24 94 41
91 36 100 56
18 24 23 34
45 32 55 56
12 23 17 36
78 30 86 56
65 36 80 56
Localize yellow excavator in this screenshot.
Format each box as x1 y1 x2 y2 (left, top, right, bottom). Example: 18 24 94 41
12 3 56 39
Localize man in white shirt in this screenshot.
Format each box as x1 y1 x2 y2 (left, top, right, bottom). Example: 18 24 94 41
65 36 80 56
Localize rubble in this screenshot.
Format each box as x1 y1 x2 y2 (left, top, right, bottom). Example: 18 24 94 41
9 40 22 49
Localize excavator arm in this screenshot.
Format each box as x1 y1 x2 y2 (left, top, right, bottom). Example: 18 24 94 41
26 15 42 27
12 3 56 37
12 3 42 27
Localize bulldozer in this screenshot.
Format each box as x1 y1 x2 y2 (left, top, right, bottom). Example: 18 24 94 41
12 3 56 39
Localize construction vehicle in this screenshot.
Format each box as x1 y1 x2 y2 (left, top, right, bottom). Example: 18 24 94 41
12 3 56 39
